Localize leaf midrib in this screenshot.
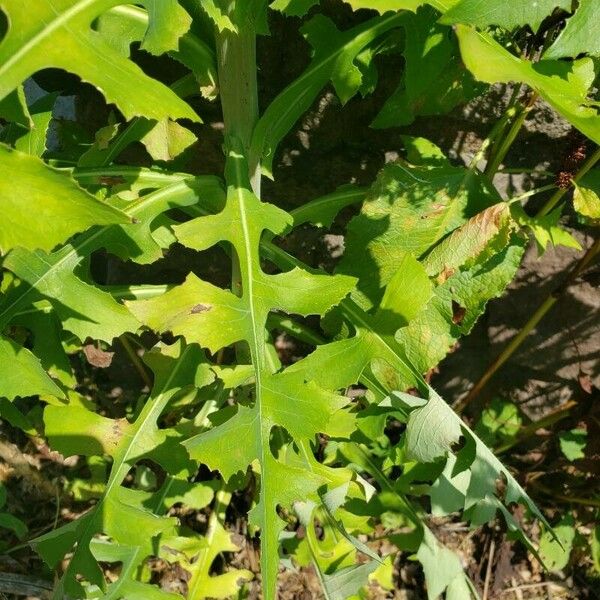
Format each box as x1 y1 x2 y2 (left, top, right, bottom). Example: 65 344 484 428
0 0 119 80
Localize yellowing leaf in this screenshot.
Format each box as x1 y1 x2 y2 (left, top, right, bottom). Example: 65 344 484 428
338 160 501 309
573 175 600 224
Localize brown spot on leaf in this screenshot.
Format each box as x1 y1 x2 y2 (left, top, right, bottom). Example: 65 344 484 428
451 300 466 326
83 344 114 368
191 303 212 314
438 265 455 284
98 175 126 186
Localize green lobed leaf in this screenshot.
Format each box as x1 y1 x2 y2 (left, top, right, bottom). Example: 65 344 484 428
512 204 582 254
35 340 209 599
0 178 222 342
250 12 404 177
163 488 254 598
129 146 356 600
0 336 64 402
454 26 600 145
441 0 571 33
0 144 129 255
558 428 587 461
97 5 218 100
3 247 140 342
287 253 431 394
200 0 237 32
373 6 481 128
544 0 600 60
0 0 198 122
338 442 476 599
394 386 553 547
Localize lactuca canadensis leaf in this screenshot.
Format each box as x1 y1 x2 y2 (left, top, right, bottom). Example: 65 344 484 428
250 12 405 177
0 178 221 342
287 253 431 394
0 144 129 255
0 336 64 402
372 6 481 129
544 0 600 60
441 0 571 33
0 0 198 122
128 145 356 600
36 341 210 599
393 387 554 549
454 26 600 145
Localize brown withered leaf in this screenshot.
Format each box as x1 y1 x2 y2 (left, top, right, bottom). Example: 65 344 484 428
83 344 115 368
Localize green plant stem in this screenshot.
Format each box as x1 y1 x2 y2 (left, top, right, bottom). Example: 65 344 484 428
507 184 557 205
537 145 600 217
214 2 260 365
455 236 600 414
529 480 600 508
469 106 519 171
483 83 522 168
484 91 539 178
215 2 260 195
118 334 153 388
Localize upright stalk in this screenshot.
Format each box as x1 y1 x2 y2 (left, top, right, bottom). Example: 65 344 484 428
215 1 261 195
484 91 538 178
214 0 260 365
